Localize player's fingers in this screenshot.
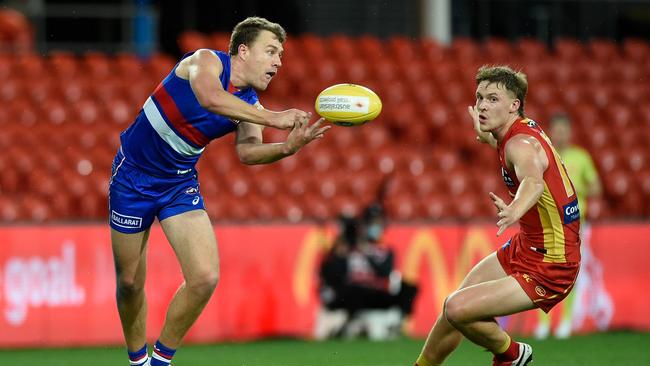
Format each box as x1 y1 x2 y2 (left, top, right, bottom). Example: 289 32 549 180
497 225 506 237
301 112 311 126
488 192 499 201
489 192 505 206
314 126 331 136
308 117 326 130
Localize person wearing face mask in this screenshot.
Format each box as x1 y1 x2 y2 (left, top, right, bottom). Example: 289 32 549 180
315 204 418 340
109 17 329 366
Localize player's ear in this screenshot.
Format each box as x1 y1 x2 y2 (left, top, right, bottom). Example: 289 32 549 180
238 43 249 60
511 98 520 114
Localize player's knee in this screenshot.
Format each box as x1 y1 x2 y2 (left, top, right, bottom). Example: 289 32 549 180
116 275 145 299
443 294 470 326
186 269 219 298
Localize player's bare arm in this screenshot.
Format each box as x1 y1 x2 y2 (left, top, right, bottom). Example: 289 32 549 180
235 109 330 165
468 105 497 148
490 135 548 236
178 49 303 130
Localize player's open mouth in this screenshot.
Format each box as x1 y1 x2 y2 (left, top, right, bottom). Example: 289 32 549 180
265 71 276 80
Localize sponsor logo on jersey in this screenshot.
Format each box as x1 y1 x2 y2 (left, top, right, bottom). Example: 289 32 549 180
501 167 515 187
563 199 580 224
535 285 547 297
185 186 198 195
111 210 142 229
177 168 192 175
192 196 200 205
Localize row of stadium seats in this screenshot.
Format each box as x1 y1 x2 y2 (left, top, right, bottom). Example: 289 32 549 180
1 34 649 222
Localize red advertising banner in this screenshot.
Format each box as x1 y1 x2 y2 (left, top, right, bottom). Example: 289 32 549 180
0 223 648 347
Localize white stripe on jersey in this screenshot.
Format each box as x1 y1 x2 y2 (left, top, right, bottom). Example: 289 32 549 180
143 97 205 157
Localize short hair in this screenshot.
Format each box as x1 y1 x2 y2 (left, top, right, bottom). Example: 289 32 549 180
229 17 286 56
476 65 528 117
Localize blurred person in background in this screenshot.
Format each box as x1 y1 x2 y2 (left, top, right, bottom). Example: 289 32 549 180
415 66 581 366
316 203 417 340
534 114 613 339
109 17 329 366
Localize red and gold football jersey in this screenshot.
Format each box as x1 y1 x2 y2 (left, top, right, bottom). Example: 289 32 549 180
497 118 581 264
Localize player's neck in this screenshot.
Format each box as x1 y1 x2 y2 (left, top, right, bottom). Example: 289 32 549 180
492 114 519 143
229 56 248 89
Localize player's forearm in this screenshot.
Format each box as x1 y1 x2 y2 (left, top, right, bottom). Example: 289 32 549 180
482 133 498 148
510 177 545 218
236 142 294 165
203 89 275 128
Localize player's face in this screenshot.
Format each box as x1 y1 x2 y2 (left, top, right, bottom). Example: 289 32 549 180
243 30 283 91
550 121 572 149
475 81 519 132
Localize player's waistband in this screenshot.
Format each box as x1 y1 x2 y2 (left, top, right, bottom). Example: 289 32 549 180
114 146 197 181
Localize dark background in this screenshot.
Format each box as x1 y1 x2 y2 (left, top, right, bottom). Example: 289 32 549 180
4 0 650 56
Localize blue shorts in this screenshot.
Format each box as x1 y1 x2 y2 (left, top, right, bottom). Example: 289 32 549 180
108 149 205 233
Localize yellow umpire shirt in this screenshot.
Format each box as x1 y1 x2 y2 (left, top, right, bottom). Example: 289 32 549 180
559 145 599 221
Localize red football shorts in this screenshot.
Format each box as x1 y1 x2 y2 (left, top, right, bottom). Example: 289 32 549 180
497 233 580 313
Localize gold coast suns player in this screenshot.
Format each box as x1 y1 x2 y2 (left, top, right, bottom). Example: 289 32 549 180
414 66 580 366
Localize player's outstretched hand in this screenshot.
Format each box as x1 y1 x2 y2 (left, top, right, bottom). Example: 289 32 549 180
270 109 311 130
468 106 497 148
489 192 517 236
284 117 331 155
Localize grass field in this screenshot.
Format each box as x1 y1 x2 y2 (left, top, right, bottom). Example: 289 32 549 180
1 332 649 365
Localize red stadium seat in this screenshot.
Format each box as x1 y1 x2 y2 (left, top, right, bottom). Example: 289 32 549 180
209 32 230 52
357 35 385 60
49 51 78 78
328 34 357 61
622 38 650 64
516 38 549 60
0 8 33 52
418 38 445 63
449 37 480 62
588 39 620 62
483 37 513 63
82 52 112 79
554 38 586 60
177 30 209 54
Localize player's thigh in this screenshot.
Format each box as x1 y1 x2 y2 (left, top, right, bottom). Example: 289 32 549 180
457 252 508 290
111 228 150 284
159 209 219 281
447 276 535 322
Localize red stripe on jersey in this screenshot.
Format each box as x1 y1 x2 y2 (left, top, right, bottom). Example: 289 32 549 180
227 81 239 94
152 83 209 147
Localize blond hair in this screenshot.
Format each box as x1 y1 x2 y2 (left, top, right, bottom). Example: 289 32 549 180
229 17 286 56
476 65 528 117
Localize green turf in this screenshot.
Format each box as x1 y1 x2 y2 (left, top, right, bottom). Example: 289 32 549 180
1 332 649 365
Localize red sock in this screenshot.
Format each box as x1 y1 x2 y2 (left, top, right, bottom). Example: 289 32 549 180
495 338 520 362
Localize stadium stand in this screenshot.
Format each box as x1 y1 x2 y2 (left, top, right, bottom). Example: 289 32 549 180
1 30 649 222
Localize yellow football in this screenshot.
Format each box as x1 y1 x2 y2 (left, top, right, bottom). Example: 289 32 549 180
314 84 382 126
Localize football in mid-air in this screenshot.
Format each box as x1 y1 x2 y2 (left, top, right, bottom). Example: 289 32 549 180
314 84 382 126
